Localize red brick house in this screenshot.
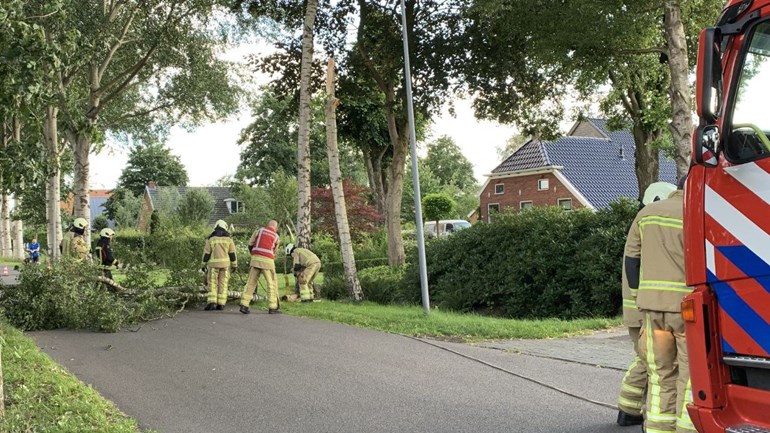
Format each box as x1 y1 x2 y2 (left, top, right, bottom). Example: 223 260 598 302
479 118 677 223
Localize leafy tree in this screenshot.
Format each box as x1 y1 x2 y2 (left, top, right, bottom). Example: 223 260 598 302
424 136 476 191
496 134 529 160
112 189 143 229
177 189 214 227
117 143 189 197
92 215 109 233
229 172 298 234
312 179 383 242
422 193 456 236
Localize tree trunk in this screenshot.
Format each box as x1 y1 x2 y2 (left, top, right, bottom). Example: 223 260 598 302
296 0 319 249
44 106 62 260
325 58 364 301
632 124 661 201
0 341 4 418
385 117 408 266
371 149 387 216
69 130 92 247
12 217 23 261
0 194 11 257
663 0 693 178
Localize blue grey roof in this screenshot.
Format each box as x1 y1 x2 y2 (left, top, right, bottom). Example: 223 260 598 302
90 197 109 221
147 186 233 224
491 119 677 208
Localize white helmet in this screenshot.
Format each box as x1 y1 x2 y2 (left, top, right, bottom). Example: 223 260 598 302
73 217 88 230
642 182 677 205
285 243 295 256
100 228 115 239
215 219 228 231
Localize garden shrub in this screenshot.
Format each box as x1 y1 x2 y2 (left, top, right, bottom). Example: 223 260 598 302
400 198 639 319
359 265 405 304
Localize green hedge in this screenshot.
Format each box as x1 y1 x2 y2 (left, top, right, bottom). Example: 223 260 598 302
399 199 638 319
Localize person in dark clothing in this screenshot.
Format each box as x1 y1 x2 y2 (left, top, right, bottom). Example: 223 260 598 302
95 228 119 281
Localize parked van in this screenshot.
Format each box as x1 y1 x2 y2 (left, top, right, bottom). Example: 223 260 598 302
424 220 471 238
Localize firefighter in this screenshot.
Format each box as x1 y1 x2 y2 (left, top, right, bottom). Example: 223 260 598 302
285 243 321 302
617 182 677 427
239 220 280 314
201 220 237 311
95 228 119 280
624 176 693 433
60 217 90 261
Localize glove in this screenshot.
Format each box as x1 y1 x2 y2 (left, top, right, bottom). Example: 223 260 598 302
230 266 237 273
293 264 304 273
201 266 207 273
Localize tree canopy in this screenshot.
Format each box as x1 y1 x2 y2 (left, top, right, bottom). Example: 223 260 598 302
117 143 189 197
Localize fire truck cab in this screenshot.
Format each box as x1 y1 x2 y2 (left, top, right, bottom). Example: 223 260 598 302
685 1 770 432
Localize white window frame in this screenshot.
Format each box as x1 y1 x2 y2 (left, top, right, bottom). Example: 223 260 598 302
537 179 549 191
519 200 533 210
224 198 244 214
557 198 572 210
487 203 500 223
494 184 505 195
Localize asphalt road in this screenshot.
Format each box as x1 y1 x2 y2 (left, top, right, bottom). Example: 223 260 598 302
31 308 630 433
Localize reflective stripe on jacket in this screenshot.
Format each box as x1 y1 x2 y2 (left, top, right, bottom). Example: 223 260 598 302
204 236 237 269
249 227 278 260
624 190 688 313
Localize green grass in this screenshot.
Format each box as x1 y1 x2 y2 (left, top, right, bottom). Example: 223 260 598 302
273 301 622 342
0 322 152 432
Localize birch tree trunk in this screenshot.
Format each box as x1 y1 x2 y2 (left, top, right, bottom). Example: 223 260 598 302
296 0 319 249
44 106 62 260
325 58 364 301
663 0 693 177
68 130 92 247
0 194 11 258
12 218 23 261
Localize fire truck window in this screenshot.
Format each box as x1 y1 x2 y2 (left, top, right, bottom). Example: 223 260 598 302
728 21 770 162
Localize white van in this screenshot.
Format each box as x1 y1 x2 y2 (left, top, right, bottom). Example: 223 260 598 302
424 220 471 238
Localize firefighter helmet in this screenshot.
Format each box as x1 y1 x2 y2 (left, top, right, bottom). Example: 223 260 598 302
215 220 228 231
73 217 88 230
642 182 677 206
100 228 115 239
285 243 296 256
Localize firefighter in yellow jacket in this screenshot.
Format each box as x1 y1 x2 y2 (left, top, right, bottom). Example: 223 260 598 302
201 220 237 311
60 217 90 261
285 243 321 302
624 176 693 433
617 182 677 427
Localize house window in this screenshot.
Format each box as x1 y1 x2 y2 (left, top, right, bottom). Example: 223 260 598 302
558 198 572 210
224 198 244 214
494 184 504 195
537 179 549 191
487 203 500 223
520 201 533 210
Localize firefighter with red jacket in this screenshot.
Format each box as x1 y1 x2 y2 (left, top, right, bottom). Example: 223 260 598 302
240 220 280 314
624 177 693 433
202 220 237 311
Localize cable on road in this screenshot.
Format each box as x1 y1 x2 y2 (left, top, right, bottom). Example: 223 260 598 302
407 336 617 411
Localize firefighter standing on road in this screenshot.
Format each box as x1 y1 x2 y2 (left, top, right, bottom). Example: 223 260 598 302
202 220 237 311
240 220 280 314
617 182 677 427
60 217 90 261
624 176 693 433
95 228 119 280
285 243 321 302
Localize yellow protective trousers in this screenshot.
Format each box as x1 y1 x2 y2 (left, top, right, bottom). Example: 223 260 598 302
639 311 695 433
618 326 647 416
207 268 230 306
241 266 279 310
298 263 321 301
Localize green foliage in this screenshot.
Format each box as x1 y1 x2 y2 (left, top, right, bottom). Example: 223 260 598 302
177 188 214 227
424 136 476 190
111 188 144 229
93 214 109 232
229 173 298 233
358 265 405 304
401 199 640 319
422 193 456 223
116 143 189 197
0 322 148 432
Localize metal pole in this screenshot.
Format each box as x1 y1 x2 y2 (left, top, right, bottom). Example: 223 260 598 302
400 0 430 314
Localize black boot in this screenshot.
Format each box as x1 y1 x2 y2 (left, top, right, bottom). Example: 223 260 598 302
617 410 644 427
204 303 216 311
239 305 250 314
216 304 224 310
268 308 282 314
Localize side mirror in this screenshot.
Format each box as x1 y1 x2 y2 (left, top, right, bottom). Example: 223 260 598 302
695 27 723 124
693 125 720 167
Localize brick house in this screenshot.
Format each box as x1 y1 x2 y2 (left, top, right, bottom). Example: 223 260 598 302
479 118 677 223
138 182 242 230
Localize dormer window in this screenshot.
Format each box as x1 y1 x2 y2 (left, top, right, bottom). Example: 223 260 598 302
224 198 244 214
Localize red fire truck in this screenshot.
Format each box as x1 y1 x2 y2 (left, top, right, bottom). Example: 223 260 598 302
685 1 770 431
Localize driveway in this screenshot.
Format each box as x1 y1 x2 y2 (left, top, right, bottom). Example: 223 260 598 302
32 308 631 433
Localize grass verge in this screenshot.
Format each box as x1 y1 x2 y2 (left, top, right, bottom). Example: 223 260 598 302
0 321 151 432
274 301 622 342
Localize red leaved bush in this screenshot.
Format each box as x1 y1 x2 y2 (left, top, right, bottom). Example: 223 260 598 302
312 179 383 241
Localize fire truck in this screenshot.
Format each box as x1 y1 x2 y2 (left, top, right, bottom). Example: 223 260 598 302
685 0 770 431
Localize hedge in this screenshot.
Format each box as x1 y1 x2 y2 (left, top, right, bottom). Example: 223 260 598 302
399 199 639 319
